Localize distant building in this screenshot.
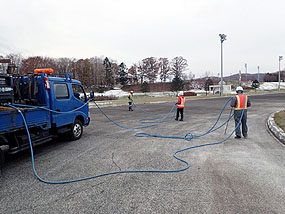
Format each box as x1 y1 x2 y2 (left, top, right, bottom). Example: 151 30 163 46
209 81 232 95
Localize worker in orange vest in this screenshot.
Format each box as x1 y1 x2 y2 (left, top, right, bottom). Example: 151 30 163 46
175 91 185 121
230 86 251 139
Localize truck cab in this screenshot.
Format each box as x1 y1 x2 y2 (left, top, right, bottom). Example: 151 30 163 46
0 68 90 169
47 73 90 136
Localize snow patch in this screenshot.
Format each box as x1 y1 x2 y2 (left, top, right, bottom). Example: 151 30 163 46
91 82 285 99
258 82 285 90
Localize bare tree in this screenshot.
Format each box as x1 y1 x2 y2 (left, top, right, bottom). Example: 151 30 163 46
137 57 159 84
56 58 76 75
74 59 93 88
128 64 138 84
89 57 105 87
144 57 159 83
136 61 147 84
171 56 188 78
21 56 58 74
185 72 195 80
111 61 119 85
136 57 159 84
158 57 170 82
5 53 23 74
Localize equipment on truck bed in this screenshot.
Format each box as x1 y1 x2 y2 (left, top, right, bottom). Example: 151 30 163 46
0 59 14 104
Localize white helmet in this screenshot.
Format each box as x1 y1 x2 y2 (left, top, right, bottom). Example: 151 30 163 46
236 86 243 92
130 91 134 94
178 91 184 96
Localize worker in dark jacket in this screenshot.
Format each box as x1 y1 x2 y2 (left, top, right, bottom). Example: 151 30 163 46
128 91 134 111
230 86 251 139
175 91 185 121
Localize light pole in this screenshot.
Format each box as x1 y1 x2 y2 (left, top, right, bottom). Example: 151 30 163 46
279 56 283 91
245 63 247 82
239 70 242 86
219 34 227 96
257 65 260 82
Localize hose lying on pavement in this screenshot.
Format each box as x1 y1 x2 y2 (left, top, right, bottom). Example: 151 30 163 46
135 97 234 140
4 97 245 184
93 101 177 129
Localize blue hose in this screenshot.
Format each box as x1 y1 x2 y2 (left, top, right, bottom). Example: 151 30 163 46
5 97 245 184
11 101 90 118
134 103 175 124
93 101 177 129
135 97 234 140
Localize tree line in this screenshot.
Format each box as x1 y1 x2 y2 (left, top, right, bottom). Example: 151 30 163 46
0 54 193 91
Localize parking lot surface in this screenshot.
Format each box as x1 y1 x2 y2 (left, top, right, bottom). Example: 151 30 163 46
1 93 284 213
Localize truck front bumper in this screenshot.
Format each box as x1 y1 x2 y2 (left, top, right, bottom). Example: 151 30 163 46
85 117 90 126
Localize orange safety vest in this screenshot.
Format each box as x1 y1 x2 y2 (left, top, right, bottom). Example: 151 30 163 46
177 96 185 108
235 94 248 110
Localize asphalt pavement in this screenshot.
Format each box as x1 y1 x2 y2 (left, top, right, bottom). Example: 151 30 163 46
0 93 284 214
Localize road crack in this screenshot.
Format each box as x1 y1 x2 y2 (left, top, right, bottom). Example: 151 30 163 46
112 152 121 171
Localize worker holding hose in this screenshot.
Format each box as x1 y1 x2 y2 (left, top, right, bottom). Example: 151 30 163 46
230 86 251 139
128 91 134 111
175 91 185 121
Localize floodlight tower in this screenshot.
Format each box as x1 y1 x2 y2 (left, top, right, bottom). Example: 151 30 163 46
219 34 227 96
278 56 283 91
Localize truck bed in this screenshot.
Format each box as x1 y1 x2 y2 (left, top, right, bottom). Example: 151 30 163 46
0 106 50 134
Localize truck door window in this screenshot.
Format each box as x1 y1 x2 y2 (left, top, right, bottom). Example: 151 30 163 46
72 84 86 102
54 83 69 100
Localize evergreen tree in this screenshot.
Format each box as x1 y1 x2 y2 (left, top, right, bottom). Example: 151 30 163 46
118 62 128 85
141 81 150 93
103 57 114 88
252 79 260 92
171 76 184 92
204 78 213 96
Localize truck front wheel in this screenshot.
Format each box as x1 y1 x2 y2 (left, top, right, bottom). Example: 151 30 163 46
0 148 4 173
70 120 83 140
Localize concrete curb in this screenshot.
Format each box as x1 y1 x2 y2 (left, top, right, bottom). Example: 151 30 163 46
267 111 285 145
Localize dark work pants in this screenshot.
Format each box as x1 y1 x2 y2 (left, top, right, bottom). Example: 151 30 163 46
234 110 248 137
176 108 184 120
128 102 133 111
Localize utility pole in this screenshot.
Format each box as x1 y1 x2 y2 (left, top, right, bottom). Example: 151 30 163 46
219 34 227 96
239 70 242 86
245 63 247 82
279 56 283 91
257 65 260 82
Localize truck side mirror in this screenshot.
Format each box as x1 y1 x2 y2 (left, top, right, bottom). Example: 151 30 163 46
89 90 94 100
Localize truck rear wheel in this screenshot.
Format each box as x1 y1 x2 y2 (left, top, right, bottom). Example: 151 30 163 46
70 120 83 141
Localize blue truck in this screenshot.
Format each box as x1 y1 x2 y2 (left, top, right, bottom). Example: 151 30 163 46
0 68 90 169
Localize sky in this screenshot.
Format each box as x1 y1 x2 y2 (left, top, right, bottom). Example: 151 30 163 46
0 0 284 78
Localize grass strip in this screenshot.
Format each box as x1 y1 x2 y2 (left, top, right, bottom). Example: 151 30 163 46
274 110 285 132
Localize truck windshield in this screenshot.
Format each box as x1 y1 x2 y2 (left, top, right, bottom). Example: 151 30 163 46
72 84 87 102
